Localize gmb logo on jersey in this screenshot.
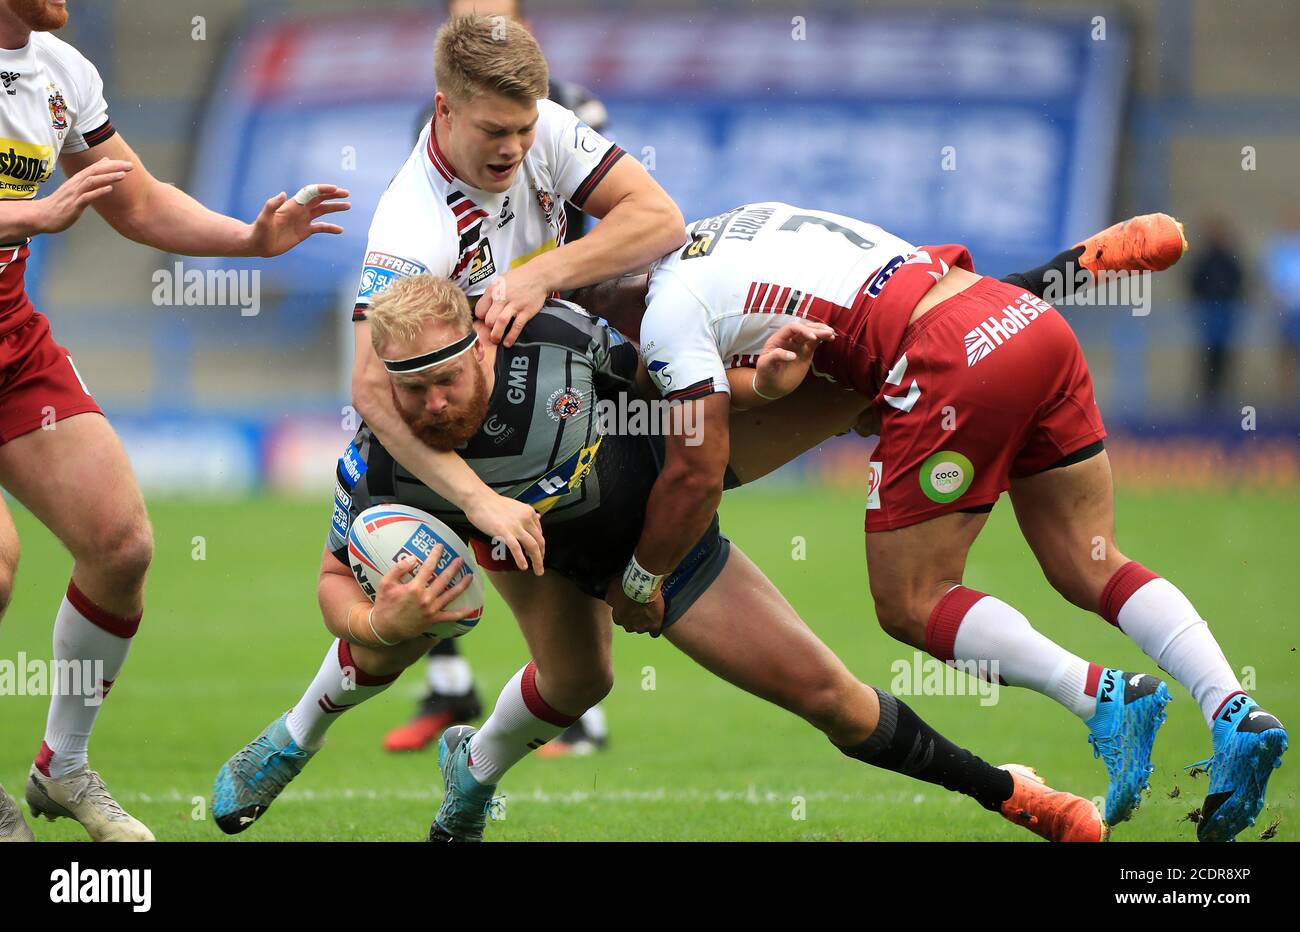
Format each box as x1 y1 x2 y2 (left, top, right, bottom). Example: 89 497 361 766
358 252 427 299
0 137 55 198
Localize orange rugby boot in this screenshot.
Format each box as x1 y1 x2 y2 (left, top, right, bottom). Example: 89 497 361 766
1075 213 1188 274
383 709 461 753
998 764 1109 842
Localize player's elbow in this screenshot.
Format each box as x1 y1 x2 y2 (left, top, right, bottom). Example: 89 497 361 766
663 462 724 510
646 197 686 256
350 365 388 426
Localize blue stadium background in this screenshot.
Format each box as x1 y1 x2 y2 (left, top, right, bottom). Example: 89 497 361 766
29 0 1300 496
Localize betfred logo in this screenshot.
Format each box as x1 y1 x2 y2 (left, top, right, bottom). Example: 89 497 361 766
866 461 882 509
919 450 974 503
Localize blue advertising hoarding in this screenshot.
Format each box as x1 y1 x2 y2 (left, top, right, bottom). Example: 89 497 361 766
189 9 1128 290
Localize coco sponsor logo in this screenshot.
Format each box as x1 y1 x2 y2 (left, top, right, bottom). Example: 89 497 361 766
919 450 974 503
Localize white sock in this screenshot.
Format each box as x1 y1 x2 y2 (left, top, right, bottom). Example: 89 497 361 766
427 651 474 695
285 640 401 750
1111 574 1242 726
578 704 608 742
935 586 1101 720
41 583 140 779
467 661 577 784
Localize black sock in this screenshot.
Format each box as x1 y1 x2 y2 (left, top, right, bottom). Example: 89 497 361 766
1000 245 1086 299
429 638 461 658
838 688 1014 812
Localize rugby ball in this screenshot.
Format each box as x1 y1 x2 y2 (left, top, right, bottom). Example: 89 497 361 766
346 504 484 639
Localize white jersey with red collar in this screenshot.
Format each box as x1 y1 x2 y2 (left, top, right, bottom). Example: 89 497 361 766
0 31 115 331
352 97 625 321
640 202 929 402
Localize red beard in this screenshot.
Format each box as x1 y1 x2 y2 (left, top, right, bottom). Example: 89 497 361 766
394 362 491 453
6 0 69 31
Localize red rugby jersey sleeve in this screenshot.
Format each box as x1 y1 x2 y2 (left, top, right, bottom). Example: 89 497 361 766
63 52 113 153
639 271 729 403
537 99 625 212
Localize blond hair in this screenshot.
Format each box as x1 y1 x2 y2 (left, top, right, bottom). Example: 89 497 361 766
434 14 549 104
368 274 473 355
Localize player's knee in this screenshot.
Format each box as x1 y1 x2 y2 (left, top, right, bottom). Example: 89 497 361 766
872 594 927 648
569 666 614 709
1042 565 1097 612
792 673 860 736
94 520 154 588
0 552 17 621
1042 547 1124 614
539 663 613 713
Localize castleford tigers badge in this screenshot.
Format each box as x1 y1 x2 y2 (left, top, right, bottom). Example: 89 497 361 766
48 90 68 131
548 387 582 421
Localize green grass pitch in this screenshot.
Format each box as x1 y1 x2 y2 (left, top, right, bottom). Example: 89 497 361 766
1 487 1295 841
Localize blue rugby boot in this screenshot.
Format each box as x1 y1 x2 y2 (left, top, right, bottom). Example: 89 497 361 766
1085 668 1171 825
428 725 497 842
213 712 315 835
1190 694 1287 842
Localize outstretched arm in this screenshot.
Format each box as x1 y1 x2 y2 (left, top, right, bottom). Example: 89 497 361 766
60 133 349 258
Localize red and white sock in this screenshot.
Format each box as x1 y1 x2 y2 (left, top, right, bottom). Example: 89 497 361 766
467 661 578 784
39 581 141 779
285 640 401 750
929 586 1103 720
1100 561 1242 726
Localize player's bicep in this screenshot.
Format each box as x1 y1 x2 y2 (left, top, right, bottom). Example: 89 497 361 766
578 156 657 221
60 132 157 224
664 392 731 481
350 319 392 416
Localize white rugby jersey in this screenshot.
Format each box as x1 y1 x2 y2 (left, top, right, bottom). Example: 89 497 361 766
352 98 625 321
640 202 921 402
0 32 115 322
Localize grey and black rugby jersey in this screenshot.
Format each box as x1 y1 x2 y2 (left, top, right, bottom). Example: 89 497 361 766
330 300 643 549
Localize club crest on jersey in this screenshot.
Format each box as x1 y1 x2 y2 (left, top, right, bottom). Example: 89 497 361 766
465 240 497 287
533 185 556 223
548 387 583 421
0 72 19 95
48 90 68 131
